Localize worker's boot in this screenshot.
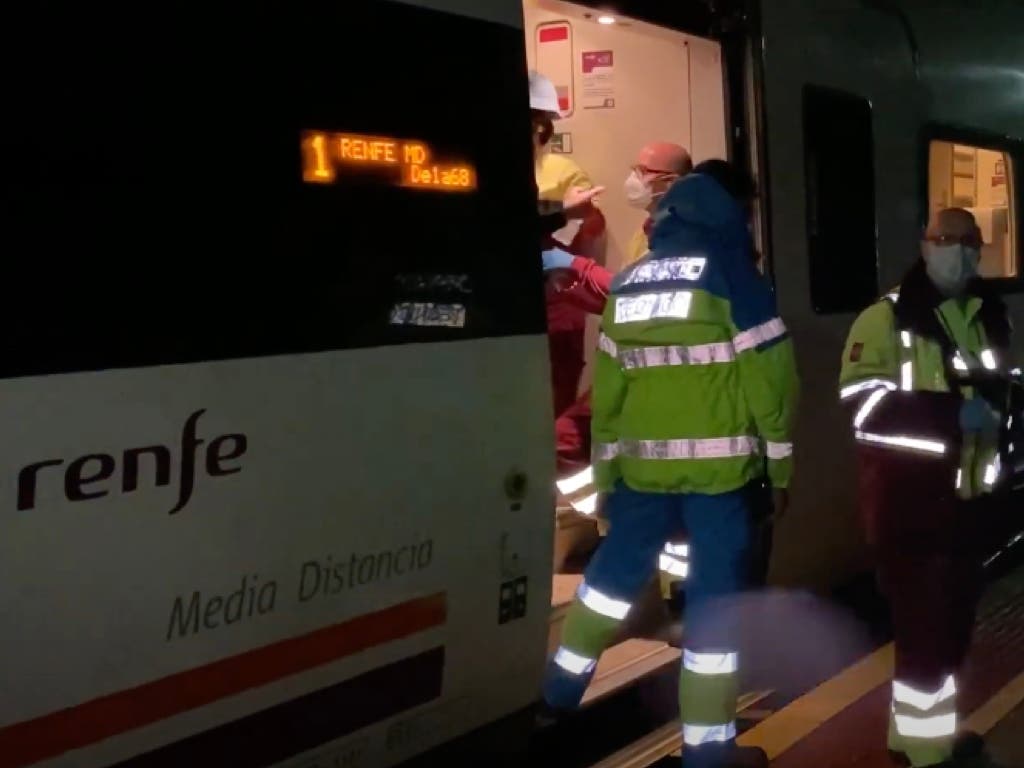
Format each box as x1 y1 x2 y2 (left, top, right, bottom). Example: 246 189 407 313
930 757 1006 768
952 731 986 760
887 749 911 766
684 743 768 768
948 730 1005 767
924 732 1005 768
533 700 573 730
717 745 769 768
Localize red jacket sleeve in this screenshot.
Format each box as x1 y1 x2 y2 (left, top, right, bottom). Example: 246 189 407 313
556 256 612 315
569 206 607 264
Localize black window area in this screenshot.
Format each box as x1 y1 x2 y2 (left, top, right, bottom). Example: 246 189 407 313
0 2 543 379
803 85 878 314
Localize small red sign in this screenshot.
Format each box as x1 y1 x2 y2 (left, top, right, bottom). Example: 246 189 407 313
582 50 613 74
539 26 568 43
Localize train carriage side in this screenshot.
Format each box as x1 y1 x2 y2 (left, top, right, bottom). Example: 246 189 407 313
755 0 1024 589
0 2 555 768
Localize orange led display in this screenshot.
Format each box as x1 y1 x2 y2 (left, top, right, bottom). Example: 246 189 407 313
301 131 476 192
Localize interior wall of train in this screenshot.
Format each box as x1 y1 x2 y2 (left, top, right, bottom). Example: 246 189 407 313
756 0 1024 587
522 0 728 394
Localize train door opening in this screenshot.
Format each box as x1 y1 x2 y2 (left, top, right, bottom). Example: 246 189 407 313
522 0 732 698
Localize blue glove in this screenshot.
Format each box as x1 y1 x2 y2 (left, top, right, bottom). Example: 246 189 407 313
542 247 575 272
960 397 1000 436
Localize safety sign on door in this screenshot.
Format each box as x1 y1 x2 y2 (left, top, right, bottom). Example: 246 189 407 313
581 50 615 110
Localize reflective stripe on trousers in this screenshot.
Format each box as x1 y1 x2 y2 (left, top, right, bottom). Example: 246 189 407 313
659 541 689 579
544 484 750 716
681 649 740 748
556 466 599 515
889 675 957 764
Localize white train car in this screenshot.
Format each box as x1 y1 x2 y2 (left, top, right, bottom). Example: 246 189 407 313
0 3 555 768
1 1 1023 768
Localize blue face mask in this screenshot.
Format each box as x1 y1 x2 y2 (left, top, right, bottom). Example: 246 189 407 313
924 242 980 295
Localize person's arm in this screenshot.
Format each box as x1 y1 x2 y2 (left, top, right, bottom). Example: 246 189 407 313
839 302 961 450
723 253 798 489
569 205 607 265
542 249 611 315
537 186 607 241
561 256 611 314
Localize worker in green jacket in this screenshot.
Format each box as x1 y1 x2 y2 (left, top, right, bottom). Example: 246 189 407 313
542 162 798 768
839 207 1011 768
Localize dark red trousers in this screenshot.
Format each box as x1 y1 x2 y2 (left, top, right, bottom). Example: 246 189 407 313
858 448 996 688
555 391 592 475
548 329 585 420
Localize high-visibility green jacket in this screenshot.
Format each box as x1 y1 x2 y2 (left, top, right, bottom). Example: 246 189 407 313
839 261 1012 499
592 173 798 495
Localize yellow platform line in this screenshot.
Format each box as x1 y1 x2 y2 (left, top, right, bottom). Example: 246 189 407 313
964 669 1024 735
738 644 1024 761
737 644 894 760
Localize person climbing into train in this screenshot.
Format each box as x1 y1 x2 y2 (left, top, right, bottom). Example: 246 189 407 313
691 160 778 591
621 140 697 601
623 141 693 267
549 142 696 595
544 243 691 644
543 160 798 768
839 208 1011 768
541 242 611 515
530 70 607 422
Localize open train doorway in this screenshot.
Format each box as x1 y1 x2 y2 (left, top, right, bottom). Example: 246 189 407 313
526 0 734 700
524 0 728 275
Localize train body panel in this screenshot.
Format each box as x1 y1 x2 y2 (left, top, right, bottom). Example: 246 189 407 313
0 337 553 768
0 0 556 766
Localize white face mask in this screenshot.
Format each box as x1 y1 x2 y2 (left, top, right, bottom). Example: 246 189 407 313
624 170 653 209
923 242 979 295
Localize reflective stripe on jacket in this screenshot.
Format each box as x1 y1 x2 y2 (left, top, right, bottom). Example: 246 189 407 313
839 262 1011 499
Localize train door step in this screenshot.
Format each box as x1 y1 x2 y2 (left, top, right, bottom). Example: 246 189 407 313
554 506 600 573
550 574 681 707
586 690 775 768
581 640 681 706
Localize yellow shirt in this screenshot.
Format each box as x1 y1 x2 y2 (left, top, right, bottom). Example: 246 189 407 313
535 152 592 202
624 225 650 267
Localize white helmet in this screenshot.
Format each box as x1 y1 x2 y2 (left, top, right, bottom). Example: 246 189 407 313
529 70 562 119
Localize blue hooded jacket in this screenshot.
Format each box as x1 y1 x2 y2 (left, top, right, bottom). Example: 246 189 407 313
592 172 798 494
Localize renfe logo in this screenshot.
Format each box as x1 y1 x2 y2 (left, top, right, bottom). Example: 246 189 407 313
16 409 247 514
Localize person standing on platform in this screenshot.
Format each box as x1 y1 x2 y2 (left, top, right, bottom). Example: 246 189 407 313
840 208 1011 768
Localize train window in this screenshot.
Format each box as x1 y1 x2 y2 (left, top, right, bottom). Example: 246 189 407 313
0 3 543 379
928 138 1018 279
802 86 878 314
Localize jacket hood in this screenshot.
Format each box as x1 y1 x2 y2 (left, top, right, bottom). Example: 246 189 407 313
648 173 750 256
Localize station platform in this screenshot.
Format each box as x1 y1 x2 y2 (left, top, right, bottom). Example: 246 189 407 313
539 550 1024 768
737 558 1024 767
